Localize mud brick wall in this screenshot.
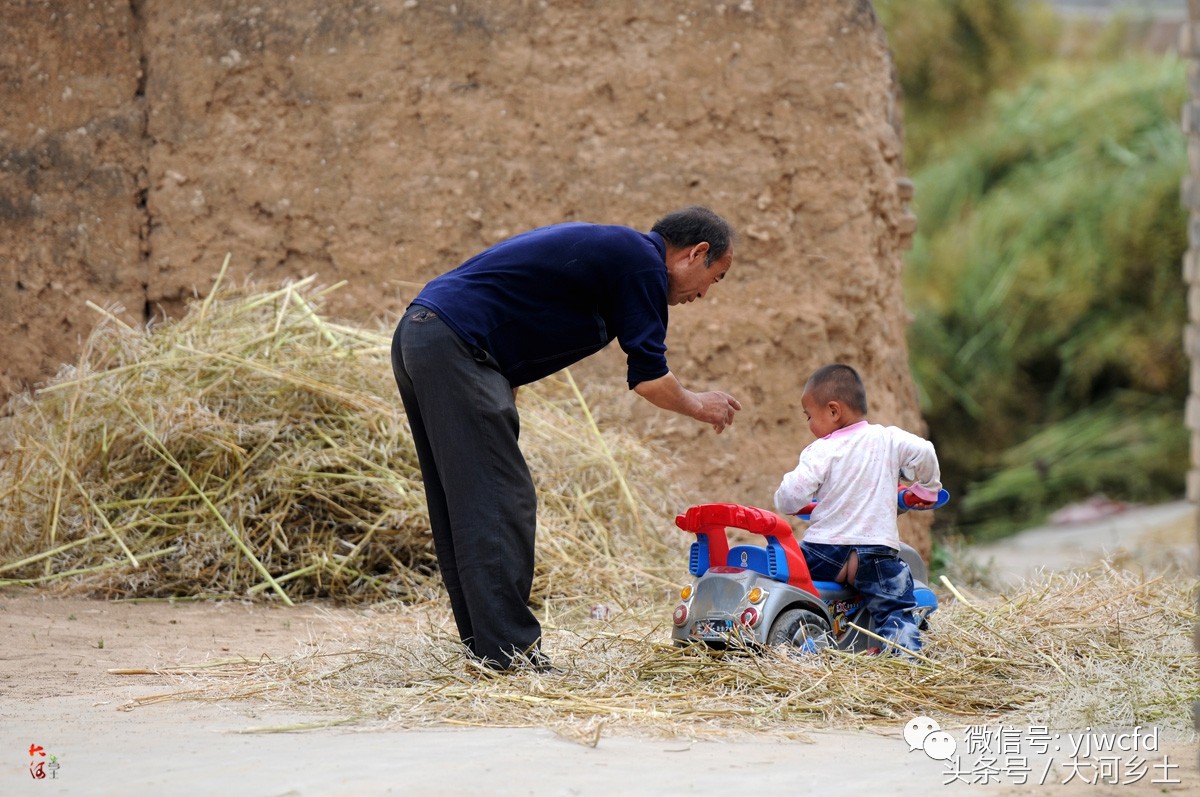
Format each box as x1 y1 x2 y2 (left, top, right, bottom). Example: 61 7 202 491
0 0 930 553
0 1 148 394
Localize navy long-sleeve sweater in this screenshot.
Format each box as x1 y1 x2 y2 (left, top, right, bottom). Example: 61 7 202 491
413 222 671 388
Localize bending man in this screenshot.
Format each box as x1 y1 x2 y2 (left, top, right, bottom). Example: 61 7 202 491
391 206 742 671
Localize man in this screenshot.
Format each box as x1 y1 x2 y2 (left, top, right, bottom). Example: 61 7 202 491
391 205 742 671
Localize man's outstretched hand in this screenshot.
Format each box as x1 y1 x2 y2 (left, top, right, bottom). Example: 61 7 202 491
632 372 741 433
694 390 742 433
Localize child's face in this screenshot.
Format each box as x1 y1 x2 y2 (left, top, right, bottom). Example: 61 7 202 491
801 388 842 439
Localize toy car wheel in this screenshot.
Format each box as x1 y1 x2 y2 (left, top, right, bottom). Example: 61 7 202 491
766 608 831 653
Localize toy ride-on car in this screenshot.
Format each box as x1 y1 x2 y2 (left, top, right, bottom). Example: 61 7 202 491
669 490 947 653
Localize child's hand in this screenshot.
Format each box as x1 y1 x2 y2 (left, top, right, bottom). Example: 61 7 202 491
898 486 949 511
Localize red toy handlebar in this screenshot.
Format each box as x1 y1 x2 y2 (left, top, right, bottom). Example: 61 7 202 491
675 502 818 596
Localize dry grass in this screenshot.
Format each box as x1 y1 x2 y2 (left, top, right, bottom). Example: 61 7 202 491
0 273 682 606
116 563 1197 741
1 274 1195 740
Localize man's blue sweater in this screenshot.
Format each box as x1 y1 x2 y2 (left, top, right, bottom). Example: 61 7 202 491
413 222 671 388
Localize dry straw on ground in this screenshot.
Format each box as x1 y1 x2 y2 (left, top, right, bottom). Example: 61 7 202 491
117 562 1197 741
1 271 1195 739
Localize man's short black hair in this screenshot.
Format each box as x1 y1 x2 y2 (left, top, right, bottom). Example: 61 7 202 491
805 363 868 415
651 206 735 266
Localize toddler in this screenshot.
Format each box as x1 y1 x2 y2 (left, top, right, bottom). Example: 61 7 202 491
773 363 942 653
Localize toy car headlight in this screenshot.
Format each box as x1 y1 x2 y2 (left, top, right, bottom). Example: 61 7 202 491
672 604 689 626
739 607 760 627
681 584 693 601
747 587 765 604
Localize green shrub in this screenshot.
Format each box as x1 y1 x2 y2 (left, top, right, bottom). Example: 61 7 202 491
903 55 1188 537
875 0 1060 163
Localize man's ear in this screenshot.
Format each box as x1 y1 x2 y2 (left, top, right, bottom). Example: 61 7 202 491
690 241 710 263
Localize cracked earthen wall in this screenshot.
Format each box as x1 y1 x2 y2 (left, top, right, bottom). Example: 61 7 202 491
0 1 148 394
0 0 928 552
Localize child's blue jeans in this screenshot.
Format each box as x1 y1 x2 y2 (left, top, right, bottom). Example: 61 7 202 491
800 541 922 653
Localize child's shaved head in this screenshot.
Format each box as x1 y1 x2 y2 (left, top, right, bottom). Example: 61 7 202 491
804 363 868 415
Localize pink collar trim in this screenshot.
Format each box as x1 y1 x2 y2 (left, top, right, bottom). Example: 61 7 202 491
825 419 868 440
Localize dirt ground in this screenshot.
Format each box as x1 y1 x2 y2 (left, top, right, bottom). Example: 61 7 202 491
2 503 1196 796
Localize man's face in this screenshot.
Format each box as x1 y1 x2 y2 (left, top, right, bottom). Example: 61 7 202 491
667 243 733 306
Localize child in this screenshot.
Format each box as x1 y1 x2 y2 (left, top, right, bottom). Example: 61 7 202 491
773 363 942 654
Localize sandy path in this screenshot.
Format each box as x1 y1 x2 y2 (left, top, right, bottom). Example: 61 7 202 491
2 502 1197 796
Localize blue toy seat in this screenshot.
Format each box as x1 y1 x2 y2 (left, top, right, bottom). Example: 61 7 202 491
812 580 856 600
727 545 781 581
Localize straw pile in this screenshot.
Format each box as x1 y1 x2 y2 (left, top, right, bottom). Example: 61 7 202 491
118 562 1198 739
0 270 683 605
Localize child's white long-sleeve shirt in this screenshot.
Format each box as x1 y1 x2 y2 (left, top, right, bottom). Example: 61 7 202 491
773 420 942 549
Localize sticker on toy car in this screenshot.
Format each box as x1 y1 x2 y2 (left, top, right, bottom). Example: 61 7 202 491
692 618 733 639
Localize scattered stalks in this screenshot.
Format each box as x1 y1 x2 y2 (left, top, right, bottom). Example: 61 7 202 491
96 564 1198 741
1 274 1194 741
